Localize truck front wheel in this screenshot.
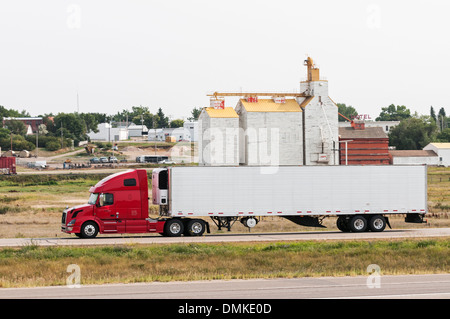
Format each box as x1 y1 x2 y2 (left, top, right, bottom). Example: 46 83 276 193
80 221 99 238
163 219 184 237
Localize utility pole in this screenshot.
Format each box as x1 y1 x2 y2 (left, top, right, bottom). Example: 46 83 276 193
61 121 64 149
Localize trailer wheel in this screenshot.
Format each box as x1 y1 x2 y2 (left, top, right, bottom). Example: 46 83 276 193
164 219 184 237
348 215 367 233
80 221 99 238
185 219 206 236
336 216 350 232
368 215 386 232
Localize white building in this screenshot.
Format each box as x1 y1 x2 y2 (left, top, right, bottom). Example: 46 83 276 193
183 121 198 142
389 150 438 166
148 127 191 142
128 124 148 137
235 98 302 166
296 57 339 165
88 123 128 141
198 107 239 166
423 143 450 166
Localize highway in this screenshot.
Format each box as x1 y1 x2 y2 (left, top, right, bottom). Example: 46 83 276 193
0 227 449 247
0 274 449 299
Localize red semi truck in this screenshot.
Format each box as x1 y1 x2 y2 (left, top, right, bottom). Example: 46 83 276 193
61 166 427 238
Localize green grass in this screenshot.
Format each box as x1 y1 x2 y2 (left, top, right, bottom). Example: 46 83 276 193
0 238 448 287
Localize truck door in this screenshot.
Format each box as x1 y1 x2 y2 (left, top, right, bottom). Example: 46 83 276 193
95 192 125 233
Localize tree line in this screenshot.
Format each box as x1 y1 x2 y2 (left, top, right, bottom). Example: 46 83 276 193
0 105 201 152
338 103 450 150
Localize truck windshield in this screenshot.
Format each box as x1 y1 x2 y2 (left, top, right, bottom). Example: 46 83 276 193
88 193 98 205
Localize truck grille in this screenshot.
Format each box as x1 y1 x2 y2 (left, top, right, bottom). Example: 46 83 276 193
61 212 66 224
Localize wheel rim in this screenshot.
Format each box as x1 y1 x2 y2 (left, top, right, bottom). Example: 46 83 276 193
354 218 365 231
372 218 384 230
84 224 96 236
191 222 203 234
170 222 181 234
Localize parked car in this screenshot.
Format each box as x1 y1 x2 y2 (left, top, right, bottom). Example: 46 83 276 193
99 157 108 163
108 156 118 163
158 159 176 164
90 157 100 163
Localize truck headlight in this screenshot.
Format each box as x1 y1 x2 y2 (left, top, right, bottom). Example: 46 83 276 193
67 219 76 226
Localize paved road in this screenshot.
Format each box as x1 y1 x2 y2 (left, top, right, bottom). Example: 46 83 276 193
0 227 449 247
0 274 449 299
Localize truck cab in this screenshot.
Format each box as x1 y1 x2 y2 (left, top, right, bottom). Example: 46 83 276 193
61 169 164 238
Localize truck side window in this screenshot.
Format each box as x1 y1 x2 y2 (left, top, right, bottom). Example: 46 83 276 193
124 178 136 186
99 193 114 206
159 170 168 190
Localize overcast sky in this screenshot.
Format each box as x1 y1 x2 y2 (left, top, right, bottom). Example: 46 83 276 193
0 0 449 120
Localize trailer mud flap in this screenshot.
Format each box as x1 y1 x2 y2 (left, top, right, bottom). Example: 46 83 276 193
282 216 326 228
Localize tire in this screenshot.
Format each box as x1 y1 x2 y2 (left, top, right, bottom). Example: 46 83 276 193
80 221 99 238
348 215 367 233
336 216 350 232
368 215 386 232
185 219 206 236
164 219 184 237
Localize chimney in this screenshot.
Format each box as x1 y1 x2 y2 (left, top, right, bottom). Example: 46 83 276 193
353 120 365 130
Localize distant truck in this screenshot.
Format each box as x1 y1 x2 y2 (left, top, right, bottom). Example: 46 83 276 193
136 155 169 163
61 166 428 238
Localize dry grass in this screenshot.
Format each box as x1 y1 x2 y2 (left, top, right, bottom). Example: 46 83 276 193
0 238 448 288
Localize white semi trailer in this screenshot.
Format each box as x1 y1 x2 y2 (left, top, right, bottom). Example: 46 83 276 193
152 165 427 234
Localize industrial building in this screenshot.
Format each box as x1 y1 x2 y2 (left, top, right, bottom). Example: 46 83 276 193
198 107 239 166
338 121 390 165
423 143 450 166
235 98 302 166
389 150 438 166
87 123 128 142
199 57 338 166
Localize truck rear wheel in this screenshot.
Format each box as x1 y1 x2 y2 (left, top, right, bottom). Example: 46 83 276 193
185 219 206 236
368 215 386 232
80 221 99 238
348 215 367 233
163 219 184 237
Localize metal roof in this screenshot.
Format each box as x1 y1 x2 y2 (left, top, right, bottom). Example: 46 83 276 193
204 107 239 118
428 143 450 149
389 150 437 157
339 127 388 139
239 99 301 112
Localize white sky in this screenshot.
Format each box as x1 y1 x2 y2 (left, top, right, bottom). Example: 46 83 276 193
0 0 449 120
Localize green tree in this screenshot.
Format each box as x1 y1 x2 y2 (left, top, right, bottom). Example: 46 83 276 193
156 108 169 128
430 106 437 122
436 128 450 142
389 116 437 150
376 104 411 121
187 107 202 121
170 119 184 128
4 120 26 135
337 103 358 122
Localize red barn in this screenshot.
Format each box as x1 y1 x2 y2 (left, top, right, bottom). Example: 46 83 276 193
338 121 390 165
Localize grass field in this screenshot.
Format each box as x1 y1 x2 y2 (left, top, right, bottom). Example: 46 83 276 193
0 238 448 288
